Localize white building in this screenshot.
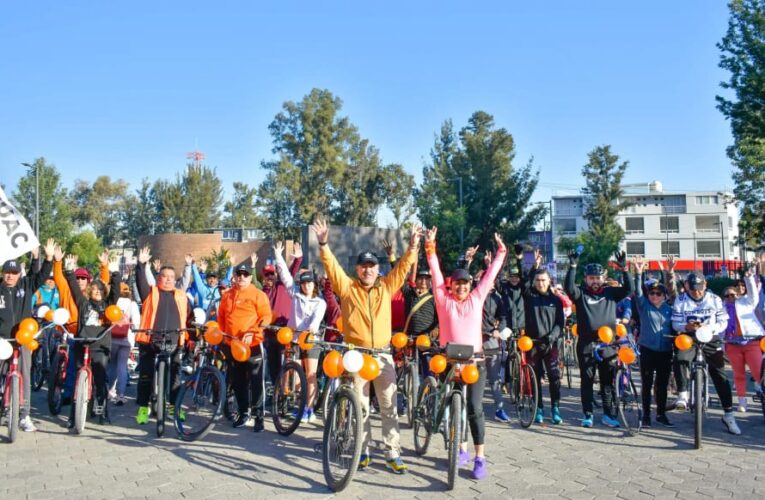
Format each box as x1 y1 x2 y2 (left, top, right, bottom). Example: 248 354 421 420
551 181 741 274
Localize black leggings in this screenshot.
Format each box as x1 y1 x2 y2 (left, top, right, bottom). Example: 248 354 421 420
530 342 561 409
72 344 109 405
673 342 733 410
230 344 265 417
137 344 182 407
465 363 487 446
639 347 672 417
264 333 284 384
577 340 617 418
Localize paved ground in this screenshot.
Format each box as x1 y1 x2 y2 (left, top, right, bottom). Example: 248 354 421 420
2 370 765 500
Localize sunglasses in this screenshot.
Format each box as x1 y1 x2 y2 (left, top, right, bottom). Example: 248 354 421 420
236 272 251 278
648 291 664 296
76 276 89 281
724 294 736 298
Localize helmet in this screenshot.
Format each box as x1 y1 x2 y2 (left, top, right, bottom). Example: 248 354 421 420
584 263 604 276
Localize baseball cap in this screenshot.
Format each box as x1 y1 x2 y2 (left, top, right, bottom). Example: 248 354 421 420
416 268 431 278
2 260 21 273
507 268 521 277
584 263 604 276
262 264 276 275
74 268 92 281
451 268 472 283
646 280 667 294
356 251 379 266
686 273 705 291
298 270 315 283
235 263 252 275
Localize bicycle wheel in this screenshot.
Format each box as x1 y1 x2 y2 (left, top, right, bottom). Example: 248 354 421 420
405 363 419 428
321 378 336 424
517 364 538 428
694 367 704 450
175 366 225 442
564 342 574 389
156 360 167 437
616 366 642 435
272 360 307 436
322 386 362 492
73 371 90 435
31 347 45 391
47 352 67 415
414 376 437 456
447 391 463 491
7 376 20 443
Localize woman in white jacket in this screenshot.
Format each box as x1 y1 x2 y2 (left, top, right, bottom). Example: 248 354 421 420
274 241 327 423
107 282 141 405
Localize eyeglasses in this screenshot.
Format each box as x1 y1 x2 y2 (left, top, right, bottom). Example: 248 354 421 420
648 291 664 296
724 294 736 298
76 276 89 281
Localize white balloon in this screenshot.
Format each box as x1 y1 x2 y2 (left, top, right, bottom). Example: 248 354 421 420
695 324 715 343
0 338 12 361
343 350 364 373
52 308 71 327
36 305 51 320
499 328 512 341
193 307 206 325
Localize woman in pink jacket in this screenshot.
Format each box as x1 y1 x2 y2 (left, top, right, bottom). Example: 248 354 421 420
425 227 507 480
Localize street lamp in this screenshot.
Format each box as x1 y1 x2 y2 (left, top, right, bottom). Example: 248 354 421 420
20 162 38 236
445 176 464 247
531 200 553 262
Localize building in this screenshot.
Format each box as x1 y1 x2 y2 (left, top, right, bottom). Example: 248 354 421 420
551 181 742 275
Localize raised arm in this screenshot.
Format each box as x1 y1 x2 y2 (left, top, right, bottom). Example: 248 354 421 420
135 246 152 302
273 242 296 295
288 242 303 278
321 276 341 327
425 227 447 305
312 219 352 297
473 234 507 302
564 249 582 301
107 271 121 306
382 225 422 292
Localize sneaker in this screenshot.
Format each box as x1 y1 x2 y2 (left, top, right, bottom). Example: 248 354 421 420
136 406 150 425
458 449 470 467
233 413 253 428
675 392 689 411
534 408 544 424
19 416 37 432
168 405 186 421
551 406 563 425
385 456 408 474
495 408 510 423
581 414 593 428
641 416 652 428
307 409 317 423
115 396 126 407
738 396 748 413
656 414 674 427
359 454 371 469
300 409 310 423
601 415 621 428
108 389 117 401
253 417 264 432
722 412 741 435
471 457 487 480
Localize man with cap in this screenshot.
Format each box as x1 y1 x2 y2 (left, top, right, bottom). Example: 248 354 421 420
0 238 55 432
188 254 233 320
32 271 60 311
312 218 422 474
564 250 634 429
671 272 740 435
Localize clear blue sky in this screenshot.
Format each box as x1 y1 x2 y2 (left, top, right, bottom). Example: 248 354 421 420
0 1 734 218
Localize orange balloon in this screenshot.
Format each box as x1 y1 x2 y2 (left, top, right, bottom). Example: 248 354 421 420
615 323 628 338
518 336 533 352
298 331 315 350
27 339 40 351
571 324 578 337
15 328 35 346
429 354 447 374
617 346 636 364
19 317 39 336
335 317 344 333
416 334 431 350
359 354 381 381
276 327 293 345
760 337 765 353
322 350 345 378
204 327 223 346
105 305 123 322
231 339 251 362
44 309 54 322
675 334 693 351
461 364 480 384
597 326 614 344
391 332 408 349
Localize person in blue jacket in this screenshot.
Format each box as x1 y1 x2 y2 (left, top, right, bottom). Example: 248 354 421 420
188 254 233 319
31 273 60 311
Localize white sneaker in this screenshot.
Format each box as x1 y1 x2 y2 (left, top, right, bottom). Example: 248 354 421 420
108 389 117 401
722 412 741 435
20 416 37 432
738 396 748 413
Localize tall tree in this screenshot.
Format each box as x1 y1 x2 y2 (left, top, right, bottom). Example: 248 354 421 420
223 182 261 228
70 175 129 246
122 178 159 243
381 163 416 228
717 0 765 247
12 157 74 244
153 164 223 233
67 230 102 269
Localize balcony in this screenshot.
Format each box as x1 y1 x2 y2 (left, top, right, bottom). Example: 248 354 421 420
695 228 719 234
554 209 583 216
661 206 686 214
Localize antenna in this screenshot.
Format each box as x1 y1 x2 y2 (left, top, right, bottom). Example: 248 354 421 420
186 149 205 167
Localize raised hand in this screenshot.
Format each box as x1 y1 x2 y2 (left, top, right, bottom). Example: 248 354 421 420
274 241 284 257
64 254 78 271
31 245 39 260
292 243 303 259
484 251 493 267
199 260 208 273
425 226 438 243
250 252 258 267
137 246 151 264
513 243 524 260
184 254 193 266
98 249 110 267
409 224 423 247
152 259 161 273
567 249 579 266
381 239 394 257
534 248 543 268
53 245 64 262
494 233 506 253
633 255 645 274
465 245 480 263
667 255 677 272
613 250 627 269
44 239 56 260
311 218 329 244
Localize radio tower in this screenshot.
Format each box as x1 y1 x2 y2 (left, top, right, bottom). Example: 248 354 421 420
187 139 205 167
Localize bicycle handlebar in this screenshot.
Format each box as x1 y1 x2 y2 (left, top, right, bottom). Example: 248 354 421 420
69 324 117 344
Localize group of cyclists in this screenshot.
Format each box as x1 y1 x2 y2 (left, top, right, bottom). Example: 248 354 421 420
2 220 765 487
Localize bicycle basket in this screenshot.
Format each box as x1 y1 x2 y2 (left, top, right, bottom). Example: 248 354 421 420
445 343 474 361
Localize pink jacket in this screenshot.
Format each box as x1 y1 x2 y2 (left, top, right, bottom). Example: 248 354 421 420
427 246 507 353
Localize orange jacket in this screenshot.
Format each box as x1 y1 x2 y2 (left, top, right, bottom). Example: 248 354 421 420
53 260 109 334
217 284 272 347
135 287 188 344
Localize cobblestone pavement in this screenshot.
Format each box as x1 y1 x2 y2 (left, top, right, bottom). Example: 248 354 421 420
2 370 765 499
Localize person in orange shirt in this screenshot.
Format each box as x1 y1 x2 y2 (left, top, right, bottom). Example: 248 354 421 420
218 260 272 432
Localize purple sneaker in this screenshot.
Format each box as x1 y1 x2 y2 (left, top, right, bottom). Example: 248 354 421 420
458 449 470 467
472 457 487 480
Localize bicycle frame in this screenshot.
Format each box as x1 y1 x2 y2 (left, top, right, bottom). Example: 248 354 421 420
2 342 23 409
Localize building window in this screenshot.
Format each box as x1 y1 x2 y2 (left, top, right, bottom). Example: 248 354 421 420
695 195 719 205
626 242 645 257
696 240 721 258
660 216 679 233
695 215 720 233
556 218 576 235
661 241 680 257
624 217 644 234
222 229 240 241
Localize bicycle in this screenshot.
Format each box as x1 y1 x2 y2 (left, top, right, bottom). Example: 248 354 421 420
392 331 421 428
70 325 117 434
674 326 716 449
270 325 308 436
314 325 343 423
594 334 642 435
412 343 481 490
506 334 538 428
0 338 25 443
559 324 577 389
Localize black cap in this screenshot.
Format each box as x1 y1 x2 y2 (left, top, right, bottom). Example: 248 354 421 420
356 251 379 266
235 263 252 275
584 263 604 276
686 273 705 291
646 280 667 294
2 260 21 273
416 268 431 278
507 268 521 277
451 268 472 283
205 271 218 278
298 270 315 283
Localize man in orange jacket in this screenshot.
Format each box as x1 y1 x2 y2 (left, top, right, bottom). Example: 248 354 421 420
218 260 272 431
312 218 422 474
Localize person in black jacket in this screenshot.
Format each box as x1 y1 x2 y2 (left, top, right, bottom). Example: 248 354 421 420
499 245 527 389
524 250 565 425
0 239 54 432
60 251 121 426
564 250 634 429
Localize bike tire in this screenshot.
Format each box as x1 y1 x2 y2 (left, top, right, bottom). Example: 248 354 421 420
175 366 225 442
322 386 362 492
156 360 167 437
7 376 20 443
321 378 336 424
405 363 419 429
565 343 574 389
616 366 641 435
517 364 538 428
272 361 307 436
413 376 437 456
447 391 463 491
47 353 66 416
694 367 704 450
31 347 45 392
73 371 89 435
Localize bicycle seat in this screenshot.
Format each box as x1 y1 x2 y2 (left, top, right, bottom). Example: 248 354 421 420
445 343 473 361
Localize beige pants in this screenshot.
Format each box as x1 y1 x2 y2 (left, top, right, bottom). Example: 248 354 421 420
352 353 400 459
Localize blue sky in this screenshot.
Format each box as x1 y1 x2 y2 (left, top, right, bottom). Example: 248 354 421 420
0 1 734 220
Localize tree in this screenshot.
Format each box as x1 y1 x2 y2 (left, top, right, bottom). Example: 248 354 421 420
12 157 74 245
381 163 416 228
717 0 765 247
67 231 102 270
70 175 129 246
122 178 159 244
152 164 223 233
202 246 232 276
417 113 545 267
223 182 261 228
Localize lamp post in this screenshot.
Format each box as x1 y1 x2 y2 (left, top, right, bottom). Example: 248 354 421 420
20 162 38 236
532 200 553 262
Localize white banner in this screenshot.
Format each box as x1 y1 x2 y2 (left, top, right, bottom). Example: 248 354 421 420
0 185 40 264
